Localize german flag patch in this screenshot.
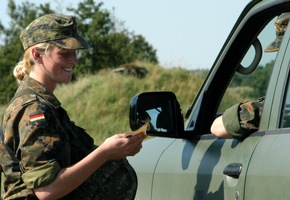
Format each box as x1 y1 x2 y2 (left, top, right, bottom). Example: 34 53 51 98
30 113 45 122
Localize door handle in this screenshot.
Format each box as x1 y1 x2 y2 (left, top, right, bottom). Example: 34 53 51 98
223 163 242 178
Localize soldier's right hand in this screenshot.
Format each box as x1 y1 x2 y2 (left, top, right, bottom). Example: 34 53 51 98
99 133 146 160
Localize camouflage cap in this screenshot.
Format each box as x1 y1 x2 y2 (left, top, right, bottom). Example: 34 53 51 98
265 13 290 52
20 14 89 50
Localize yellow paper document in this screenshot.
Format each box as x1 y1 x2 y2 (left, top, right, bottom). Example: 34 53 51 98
125 122 149 137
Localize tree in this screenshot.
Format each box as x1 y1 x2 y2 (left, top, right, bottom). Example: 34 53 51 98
248 61 274 97
69 0 158 75
0 0 54 103
230 60 274 99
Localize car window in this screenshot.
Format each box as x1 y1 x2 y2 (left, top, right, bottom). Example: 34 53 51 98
217 15 285 113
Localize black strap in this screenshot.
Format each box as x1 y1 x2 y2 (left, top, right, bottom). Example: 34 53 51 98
57 108 94 156
0 126 21 173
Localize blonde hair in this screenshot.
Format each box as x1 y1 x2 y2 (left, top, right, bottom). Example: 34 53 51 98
13 43 52 82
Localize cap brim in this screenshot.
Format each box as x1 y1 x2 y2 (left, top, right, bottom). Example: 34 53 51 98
264 38 282 52
51 34 89 50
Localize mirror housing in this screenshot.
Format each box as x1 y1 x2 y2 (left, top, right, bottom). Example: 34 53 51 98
129 91 185 138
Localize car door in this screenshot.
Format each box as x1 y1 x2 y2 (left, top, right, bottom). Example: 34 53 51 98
151 136 262 199
145 1 290 200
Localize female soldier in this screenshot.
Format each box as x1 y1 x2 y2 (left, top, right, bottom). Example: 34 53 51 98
1 14 146 199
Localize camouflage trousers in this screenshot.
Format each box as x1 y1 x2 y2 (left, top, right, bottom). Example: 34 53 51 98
66 159 137 200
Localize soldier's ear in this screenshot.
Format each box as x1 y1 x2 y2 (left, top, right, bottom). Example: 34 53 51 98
31 47 43 63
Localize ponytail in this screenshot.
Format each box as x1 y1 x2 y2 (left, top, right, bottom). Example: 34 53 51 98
13 43 51 82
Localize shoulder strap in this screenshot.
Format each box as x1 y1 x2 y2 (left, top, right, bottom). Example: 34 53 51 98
9 87 37 105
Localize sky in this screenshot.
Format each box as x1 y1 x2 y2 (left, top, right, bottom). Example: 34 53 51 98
1 0 250 70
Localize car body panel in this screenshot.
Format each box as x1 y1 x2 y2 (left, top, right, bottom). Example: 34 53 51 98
128 137 175 199
245 131 290 199
150 135 262 200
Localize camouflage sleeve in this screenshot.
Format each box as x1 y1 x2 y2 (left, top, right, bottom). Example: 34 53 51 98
222 103 241 137
22 160 61 189
222 97 265 139
17 101 70 189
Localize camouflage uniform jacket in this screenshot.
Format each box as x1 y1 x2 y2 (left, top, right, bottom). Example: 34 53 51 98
1 77 137 200
222 97 265 139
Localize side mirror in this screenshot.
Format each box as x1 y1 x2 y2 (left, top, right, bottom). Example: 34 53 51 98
129 91 184 138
